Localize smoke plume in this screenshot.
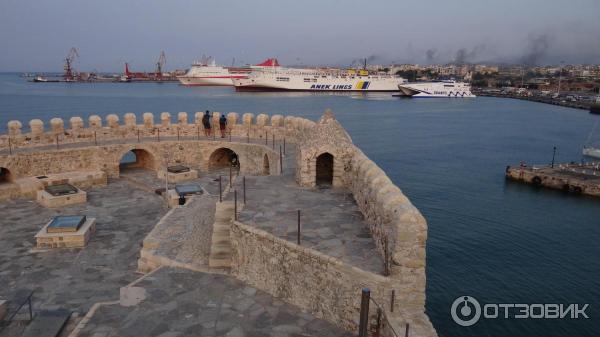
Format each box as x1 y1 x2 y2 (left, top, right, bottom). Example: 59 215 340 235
520 34 550 66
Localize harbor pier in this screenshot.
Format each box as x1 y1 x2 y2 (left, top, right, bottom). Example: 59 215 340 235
505 163 600 197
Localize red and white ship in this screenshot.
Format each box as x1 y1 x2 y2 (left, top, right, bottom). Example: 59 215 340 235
177 57 279 86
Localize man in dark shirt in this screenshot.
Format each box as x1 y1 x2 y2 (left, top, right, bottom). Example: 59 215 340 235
219 114 227 138
202 110 211 137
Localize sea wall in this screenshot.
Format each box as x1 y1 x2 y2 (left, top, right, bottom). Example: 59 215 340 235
349 147 428 317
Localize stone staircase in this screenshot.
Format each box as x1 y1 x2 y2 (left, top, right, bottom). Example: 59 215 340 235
208 201 235 268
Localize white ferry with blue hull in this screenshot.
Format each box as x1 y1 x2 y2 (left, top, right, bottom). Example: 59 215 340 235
398 80 476 98
233 60 406 92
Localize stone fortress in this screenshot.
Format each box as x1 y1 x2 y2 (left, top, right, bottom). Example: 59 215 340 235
0 109 436 337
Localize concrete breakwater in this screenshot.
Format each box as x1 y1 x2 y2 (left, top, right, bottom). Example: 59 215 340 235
506 163 600 197
0 109 436 336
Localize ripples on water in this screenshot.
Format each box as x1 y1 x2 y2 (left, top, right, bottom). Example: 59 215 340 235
1 74 598 336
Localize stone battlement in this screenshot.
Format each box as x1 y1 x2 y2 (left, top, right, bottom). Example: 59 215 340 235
0 112 313 152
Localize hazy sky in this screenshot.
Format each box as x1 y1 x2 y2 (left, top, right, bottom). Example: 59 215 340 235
1 0 599 72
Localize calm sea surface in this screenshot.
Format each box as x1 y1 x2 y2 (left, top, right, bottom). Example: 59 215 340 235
1 73 598 336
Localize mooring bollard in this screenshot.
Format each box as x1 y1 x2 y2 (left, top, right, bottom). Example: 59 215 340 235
297 210 301 245
8 137 12 155
391 289 395 312
243 176 246 204
234 190 238 221
358 288 371 337
219 175 222 202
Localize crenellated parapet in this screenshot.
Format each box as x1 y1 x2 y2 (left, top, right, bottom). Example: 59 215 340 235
0 111 315 152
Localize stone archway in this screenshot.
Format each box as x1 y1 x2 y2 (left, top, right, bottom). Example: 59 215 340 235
208 148 239 171
316 153 334 186
119 149 156 173
0 167 13 184
263 154 270 175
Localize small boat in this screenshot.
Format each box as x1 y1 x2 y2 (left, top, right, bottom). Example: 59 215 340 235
583 121 600 159
32 76 59 83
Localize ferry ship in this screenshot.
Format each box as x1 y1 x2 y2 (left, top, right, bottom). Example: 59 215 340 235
177 57 281 86
397 80 476 98
177 57 250 86
233 61 406 92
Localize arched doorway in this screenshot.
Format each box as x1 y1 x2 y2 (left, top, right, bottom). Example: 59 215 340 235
0 167 13 184
119 149 156 173
208 148 239 171
316 153 333 186
263 154 270 175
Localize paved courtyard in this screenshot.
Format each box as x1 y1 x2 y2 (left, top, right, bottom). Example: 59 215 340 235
78 267 354 337
0 178 167 336
235 146 384 274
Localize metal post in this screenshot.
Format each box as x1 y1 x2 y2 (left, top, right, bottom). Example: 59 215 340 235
551 146 557 168
219 175 222 202
177 128 180 141
390 289 395 312
247 132 250 144
265 131 268 145
384 237 390 276
229 165 232 188
28 297 33 320
157 129 160 142
56 134 59 150
283 138 286 155
213 129 216 140
229 130 232 142
197 125 200 140
272 134 275 150
94 131 97 146
137 129 140 143
297 210 301 245
243 176 246 204
8 137 12 155
358 288 371 337
405 323 410 337
234 190 237 221
279 145 283 174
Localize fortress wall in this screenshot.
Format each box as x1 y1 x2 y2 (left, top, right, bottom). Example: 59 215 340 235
349 147 429 319
230 220 392 334
0 140 279 191
0 112 314 152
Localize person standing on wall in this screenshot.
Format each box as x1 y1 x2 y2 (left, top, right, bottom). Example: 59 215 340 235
202 110 211 137
219 114 228 138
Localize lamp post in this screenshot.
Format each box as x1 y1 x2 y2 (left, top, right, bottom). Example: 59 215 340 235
551 146 557 168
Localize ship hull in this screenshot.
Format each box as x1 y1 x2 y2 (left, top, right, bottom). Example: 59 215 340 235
398 81 476 98
177 76 246 86
233 76 403 92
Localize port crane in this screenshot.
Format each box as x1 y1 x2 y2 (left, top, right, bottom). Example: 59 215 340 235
63 47 79 81
155 51 166 80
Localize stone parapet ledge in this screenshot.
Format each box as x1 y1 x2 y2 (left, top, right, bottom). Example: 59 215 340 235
0 112 316 153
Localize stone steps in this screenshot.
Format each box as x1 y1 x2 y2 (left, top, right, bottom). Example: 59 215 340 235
208 201 234 268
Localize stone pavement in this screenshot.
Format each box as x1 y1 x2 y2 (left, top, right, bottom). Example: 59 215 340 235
77 267 354 337
0 179 168 336
235 146 384 275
